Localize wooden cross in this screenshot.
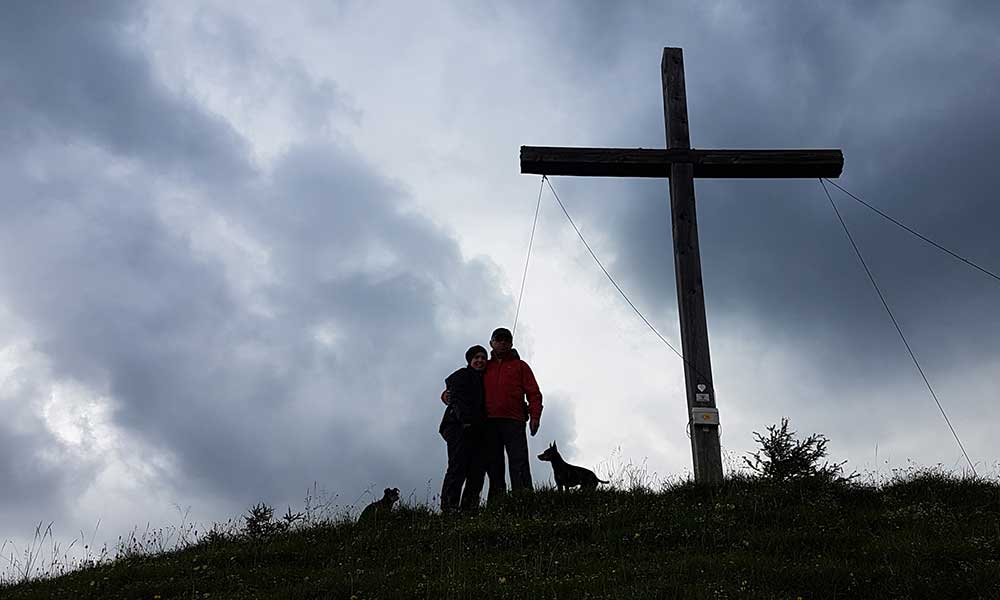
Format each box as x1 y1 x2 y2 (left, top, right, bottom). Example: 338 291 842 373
520 48 843 483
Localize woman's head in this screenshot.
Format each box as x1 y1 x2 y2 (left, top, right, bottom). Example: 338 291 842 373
465 345 488 370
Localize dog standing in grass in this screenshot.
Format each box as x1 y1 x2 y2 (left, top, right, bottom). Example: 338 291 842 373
537 442 609 491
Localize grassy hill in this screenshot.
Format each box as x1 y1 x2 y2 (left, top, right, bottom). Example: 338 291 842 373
2 471 998 599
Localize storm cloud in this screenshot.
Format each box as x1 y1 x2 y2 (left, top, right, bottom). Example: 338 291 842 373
1 1 997 572
0 1 578 562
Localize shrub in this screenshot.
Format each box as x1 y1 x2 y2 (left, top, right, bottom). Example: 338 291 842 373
242 503 305 541
744 417 856 484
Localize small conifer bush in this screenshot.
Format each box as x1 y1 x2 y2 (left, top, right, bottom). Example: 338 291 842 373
744 417 857 484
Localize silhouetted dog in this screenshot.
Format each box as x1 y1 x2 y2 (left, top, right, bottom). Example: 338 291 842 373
537 442 609 491
358 487 400 522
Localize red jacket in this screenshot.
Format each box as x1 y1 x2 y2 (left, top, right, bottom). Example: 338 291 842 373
484 354 543 422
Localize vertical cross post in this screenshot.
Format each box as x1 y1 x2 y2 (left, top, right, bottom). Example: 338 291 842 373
520 48 842 483
662 47 723 483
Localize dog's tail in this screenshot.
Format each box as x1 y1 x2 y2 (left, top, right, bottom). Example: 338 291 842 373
597 478 610 484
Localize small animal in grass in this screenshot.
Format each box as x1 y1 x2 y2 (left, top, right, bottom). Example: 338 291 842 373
358 487 400 523
537 442 609 491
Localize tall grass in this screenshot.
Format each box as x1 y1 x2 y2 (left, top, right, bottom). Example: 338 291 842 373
2 465 998 599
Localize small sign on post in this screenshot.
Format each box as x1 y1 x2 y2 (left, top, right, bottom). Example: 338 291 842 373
691 407 720 426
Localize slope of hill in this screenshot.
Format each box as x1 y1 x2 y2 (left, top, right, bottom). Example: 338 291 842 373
3 473 998 599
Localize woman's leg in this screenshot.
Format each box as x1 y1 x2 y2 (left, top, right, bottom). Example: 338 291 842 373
440 425 467 512
460 423 487 510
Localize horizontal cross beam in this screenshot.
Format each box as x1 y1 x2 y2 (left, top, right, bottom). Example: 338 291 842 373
520 146 843 179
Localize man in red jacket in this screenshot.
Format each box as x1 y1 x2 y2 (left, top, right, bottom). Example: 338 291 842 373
482 327 542 500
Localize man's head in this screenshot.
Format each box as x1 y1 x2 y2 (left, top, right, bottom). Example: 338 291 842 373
465 345 488 371
490 327 513 357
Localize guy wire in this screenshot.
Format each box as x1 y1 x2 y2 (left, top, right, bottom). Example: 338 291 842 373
819 178 977 476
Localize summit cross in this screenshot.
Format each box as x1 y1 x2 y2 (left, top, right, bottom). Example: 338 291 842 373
520 47 843 483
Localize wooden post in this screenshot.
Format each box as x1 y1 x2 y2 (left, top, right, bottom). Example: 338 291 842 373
662 47 723 483
518 47 842 484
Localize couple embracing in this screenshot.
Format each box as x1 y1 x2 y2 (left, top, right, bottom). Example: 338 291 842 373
438 327 543 512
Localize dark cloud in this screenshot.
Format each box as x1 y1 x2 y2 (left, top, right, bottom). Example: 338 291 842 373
0 405 83 532
0 334 107 536
0 1 567 543
0 1 252 183
536 2 1000 394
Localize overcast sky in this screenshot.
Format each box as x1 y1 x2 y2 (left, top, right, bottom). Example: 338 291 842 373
2 1 999 575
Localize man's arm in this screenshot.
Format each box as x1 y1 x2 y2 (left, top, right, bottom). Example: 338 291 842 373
521 362 543 435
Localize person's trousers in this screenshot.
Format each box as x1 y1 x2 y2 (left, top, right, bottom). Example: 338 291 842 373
485 418 533 502
440 423 487 512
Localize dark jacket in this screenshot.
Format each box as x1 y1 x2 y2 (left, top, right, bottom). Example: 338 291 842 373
439 366 486 434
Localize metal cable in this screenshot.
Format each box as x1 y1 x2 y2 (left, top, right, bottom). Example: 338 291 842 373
512 177 545 336
820 179 977 476
823 178 1000 284
543 176 700 374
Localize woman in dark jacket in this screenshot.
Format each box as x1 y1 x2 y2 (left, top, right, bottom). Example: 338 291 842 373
439 345 488 512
